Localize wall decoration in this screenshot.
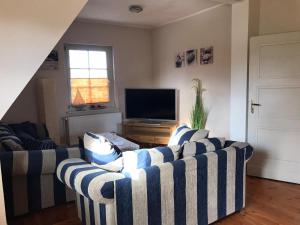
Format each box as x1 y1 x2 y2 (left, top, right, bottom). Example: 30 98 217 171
41 50 59 70
186 49 198 65
175 52 185 68
200 46 214 65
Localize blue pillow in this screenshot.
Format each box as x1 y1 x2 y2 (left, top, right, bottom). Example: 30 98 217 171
23 138 57 151
122 145 180 172
84 132 121 165
168 124 209 146
13 130 57 150
9 121 39 139
0 123 24 151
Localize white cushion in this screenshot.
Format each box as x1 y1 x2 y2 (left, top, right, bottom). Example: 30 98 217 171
84 132 121 166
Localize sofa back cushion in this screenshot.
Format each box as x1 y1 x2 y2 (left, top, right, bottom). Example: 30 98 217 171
84 132 121 166
0 123 24 151
168 124 209 146
122 145 180 172
181 137 225 158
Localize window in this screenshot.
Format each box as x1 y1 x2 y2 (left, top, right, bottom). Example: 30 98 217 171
65 45 114 107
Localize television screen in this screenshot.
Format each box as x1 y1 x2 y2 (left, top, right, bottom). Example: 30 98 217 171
125 89 176 121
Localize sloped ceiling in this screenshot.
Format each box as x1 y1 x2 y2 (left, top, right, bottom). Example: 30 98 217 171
0 0 87 119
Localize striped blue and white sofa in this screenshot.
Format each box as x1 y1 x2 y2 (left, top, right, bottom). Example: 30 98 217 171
0 146 84 218
57 139 253 225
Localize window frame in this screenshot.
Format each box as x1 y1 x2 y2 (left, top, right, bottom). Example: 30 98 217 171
65 44 115 112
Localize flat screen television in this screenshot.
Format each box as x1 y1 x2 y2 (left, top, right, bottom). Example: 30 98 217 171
125 89 177 121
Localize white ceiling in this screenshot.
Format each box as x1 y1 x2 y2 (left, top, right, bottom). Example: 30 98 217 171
78 0 222 28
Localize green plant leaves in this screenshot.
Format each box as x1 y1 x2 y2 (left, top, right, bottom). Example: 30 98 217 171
190 79 208 129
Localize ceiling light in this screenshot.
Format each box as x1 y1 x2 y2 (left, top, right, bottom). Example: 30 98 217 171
129 5 143 14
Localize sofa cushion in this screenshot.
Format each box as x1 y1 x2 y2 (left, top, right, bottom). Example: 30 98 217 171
122 145 180 172
180 137 225 158
84 132 121 166
0 123 24 151
168 124 209 146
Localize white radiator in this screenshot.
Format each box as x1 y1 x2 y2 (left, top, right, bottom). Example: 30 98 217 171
65 112 122 146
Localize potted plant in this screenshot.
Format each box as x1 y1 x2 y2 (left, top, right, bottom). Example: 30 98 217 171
190 79 208 129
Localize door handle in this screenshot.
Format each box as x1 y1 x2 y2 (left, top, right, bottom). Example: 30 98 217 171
251 100 261 113
251 100 261 114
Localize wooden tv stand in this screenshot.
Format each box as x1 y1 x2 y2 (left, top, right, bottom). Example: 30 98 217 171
122 121 178 145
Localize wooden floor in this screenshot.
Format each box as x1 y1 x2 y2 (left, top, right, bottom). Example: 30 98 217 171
10 176 300 225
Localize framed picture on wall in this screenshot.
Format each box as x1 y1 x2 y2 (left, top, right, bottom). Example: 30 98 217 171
200 46 214 65
186 49 198 65
175 52 185 68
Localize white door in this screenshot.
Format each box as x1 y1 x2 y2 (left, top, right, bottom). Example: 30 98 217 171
248 32 300 184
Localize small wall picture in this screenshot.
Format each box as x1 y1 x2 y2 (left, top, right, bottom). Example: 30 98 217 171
41 50 59 70
175 52 185 68
200 46 214 65
186 49 198 65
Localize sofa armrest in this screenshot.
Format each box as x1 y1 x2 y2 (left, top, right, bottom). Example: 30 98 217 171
57 158 125 204
224 141 253 161
0 147 84 176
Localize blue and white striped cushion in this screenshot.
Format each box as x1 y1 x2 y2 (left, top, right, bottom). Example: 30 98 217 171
0 124 24 151
122 145 180 172
57 158 125 204
84 132 121 166
181 137 225 158
168 124 209 146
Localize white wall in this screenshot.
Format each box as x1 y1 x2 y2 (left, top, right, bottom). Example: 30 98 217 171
3 79 38 123
230 0 249 141
152 5 232 138
8 0 299 141
229 0 300 141
259 0 300 35
3 20 153 140
0 0 87 120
